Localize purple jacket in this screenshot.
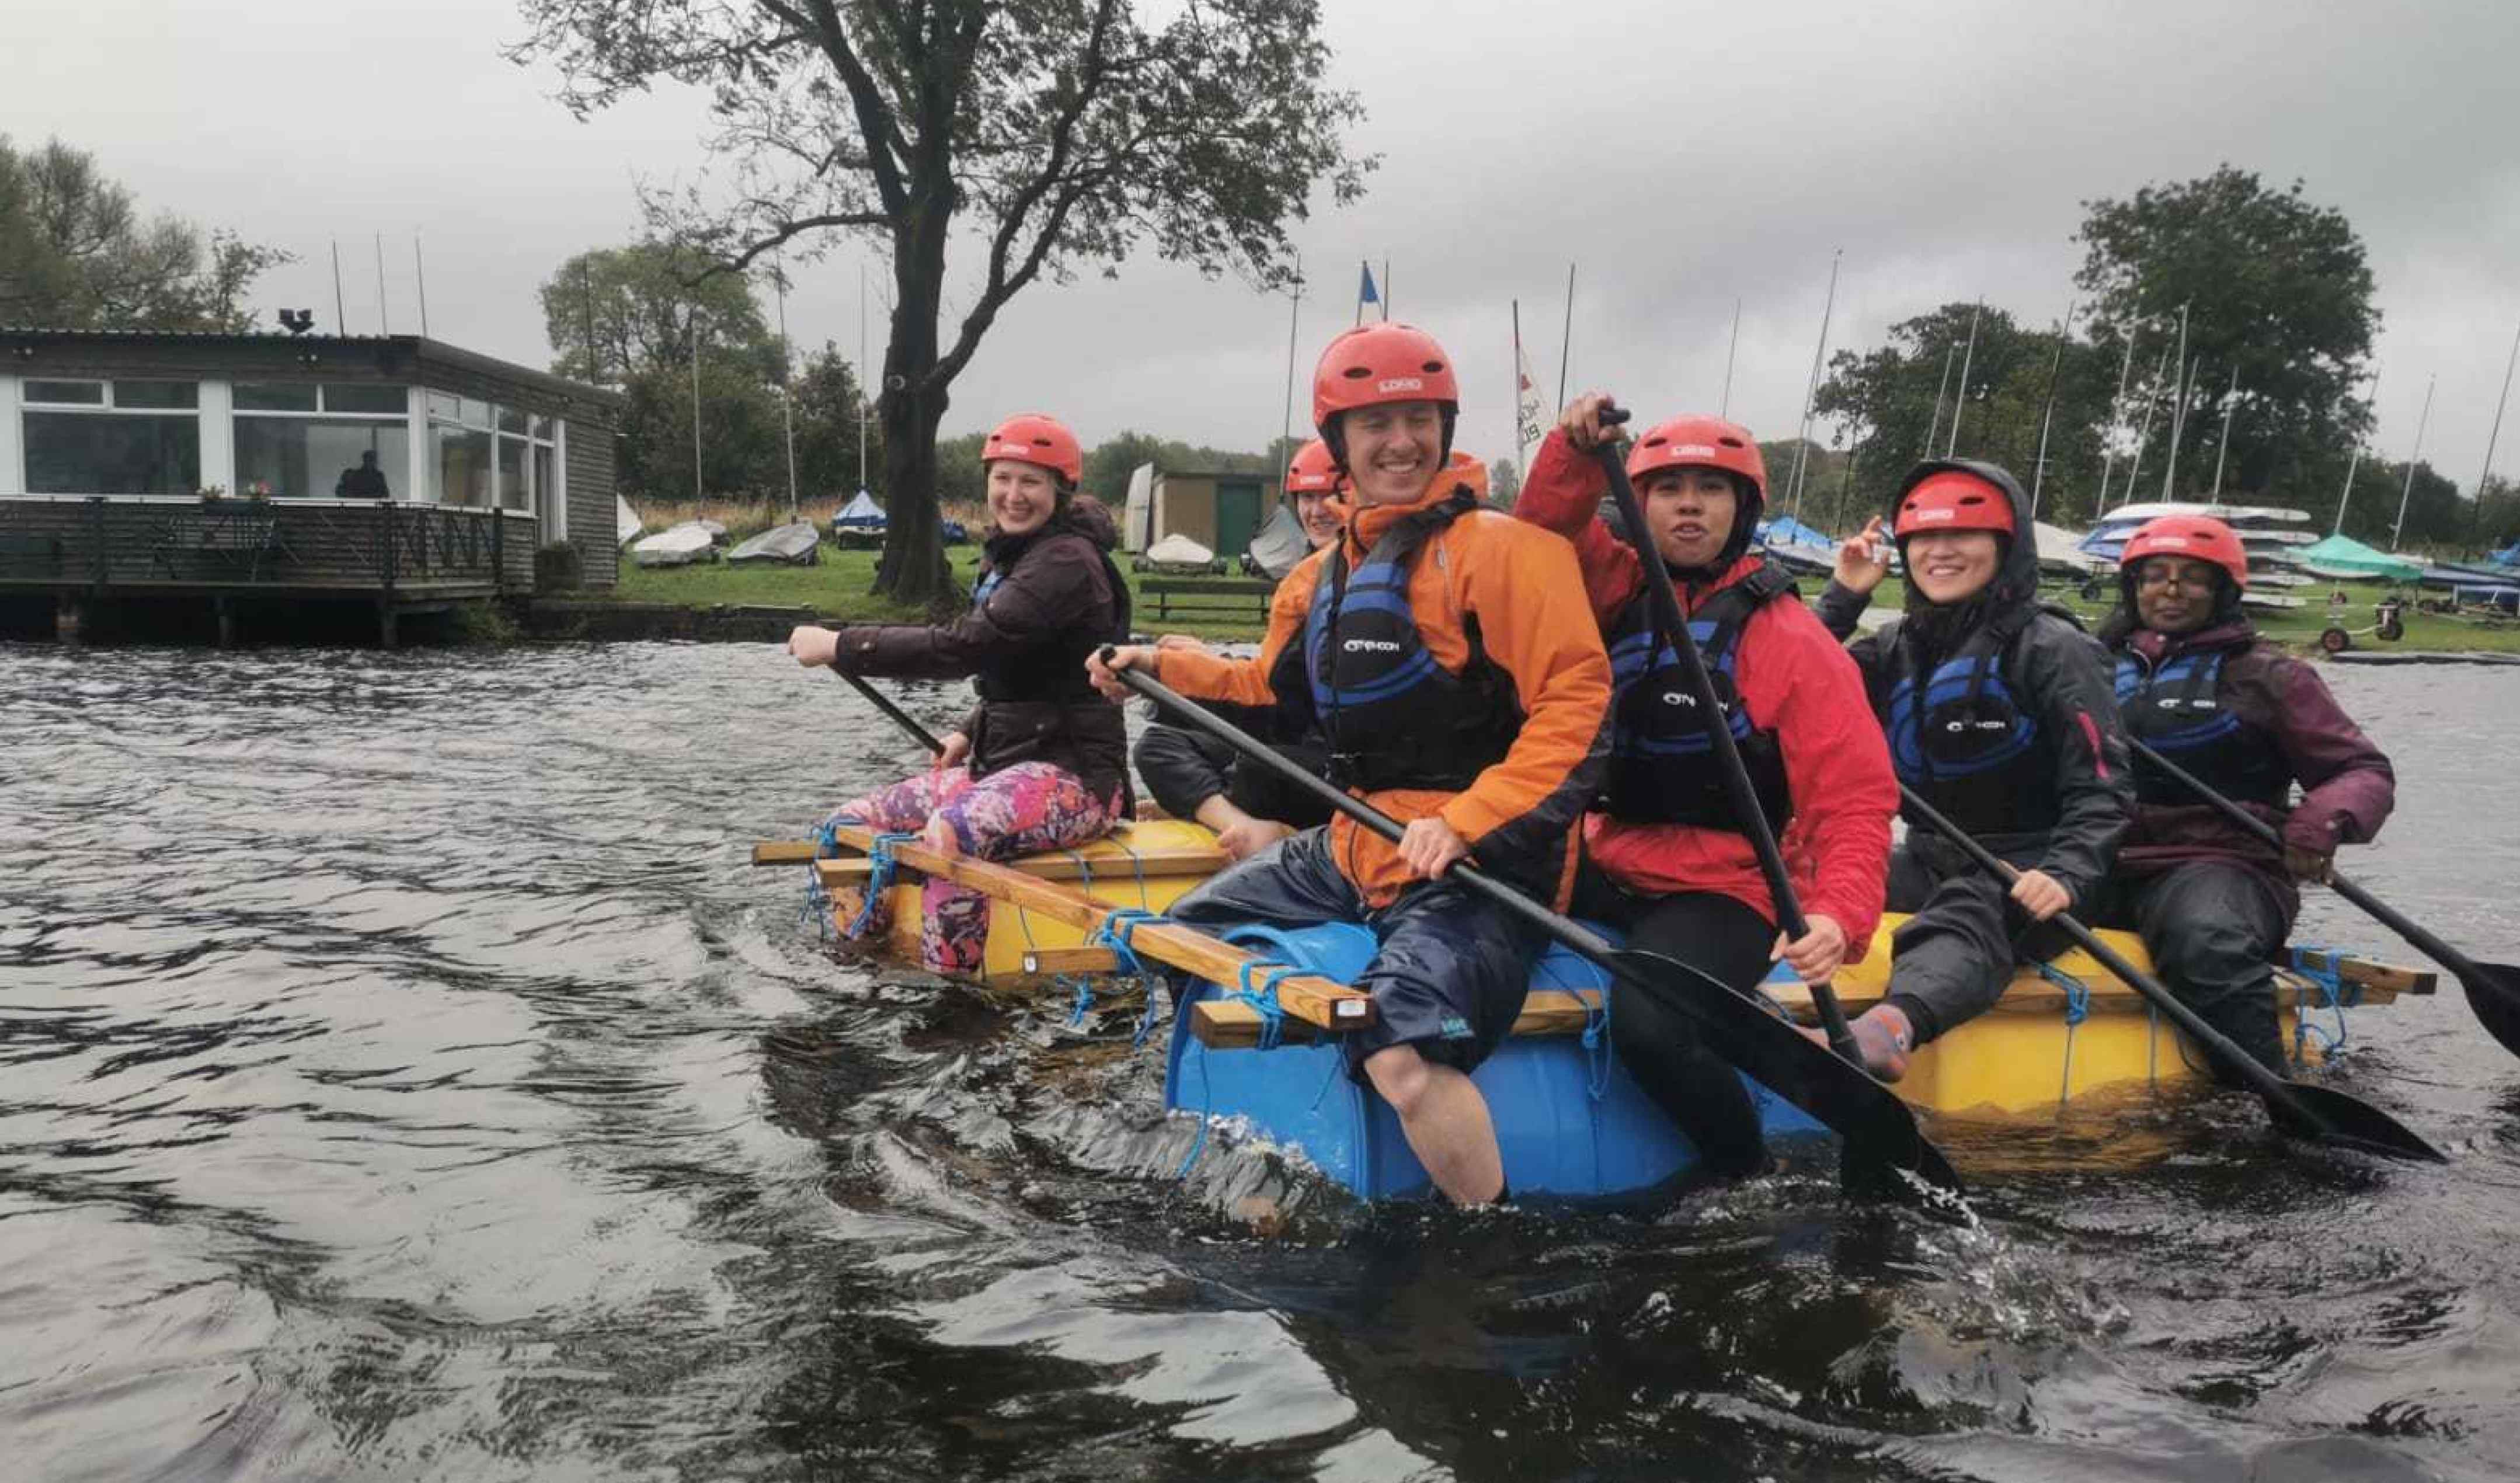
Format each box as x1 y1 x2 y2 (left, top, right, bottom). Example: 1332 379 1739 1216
2113 618 2394 903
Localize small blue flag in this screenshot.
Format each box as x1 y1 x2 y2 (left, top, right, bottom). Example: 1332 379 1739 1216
1358 262 1380 305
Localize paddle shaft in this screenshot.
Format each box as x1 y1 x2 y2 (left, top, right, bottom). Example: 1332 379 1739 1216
834 669 949 757
1897 782 2424 1153
1106 655 1616 956
1587 414 1863 1063
2125 736 2490 984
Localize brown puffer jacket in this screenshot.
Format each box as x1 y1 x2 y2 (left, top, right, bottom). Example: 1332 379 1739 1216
826 497 1134 806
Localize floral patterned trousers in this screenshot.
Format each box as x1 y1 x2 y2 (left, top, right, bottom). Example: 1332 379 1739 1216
827 762 1118 973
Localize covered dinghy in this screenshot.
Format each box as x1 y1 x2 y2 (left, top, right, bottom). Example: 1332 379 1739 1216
2297 533 2423 584
728 520 821 566
1136 532 1221 574
830 488 886 548
632 521 718 568
1757 514 1838 578
830 489 886 532
1240 502 1310 580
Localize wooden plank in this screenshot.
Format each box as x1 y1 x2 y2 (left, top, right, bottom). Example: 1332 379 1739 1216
2324 954 2436 997
770 837 1226 879
819 822 1372 1034
1021 946 1120 975
1193 988 1599 1050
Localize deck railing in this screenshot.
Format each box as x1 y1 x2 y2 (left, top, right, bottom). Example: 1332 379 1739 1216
0 496 538 594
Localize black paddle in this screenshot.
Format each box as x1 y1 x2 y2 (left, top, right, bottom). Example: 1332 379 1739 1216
1102 651 1966 1203
1588 406 1864 1066
1897 784 2446 1164
2127 736 2520 1059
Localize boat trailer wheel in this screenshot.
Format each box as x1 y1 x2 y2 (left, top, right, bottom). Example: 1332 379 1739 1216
2319 626 2353 655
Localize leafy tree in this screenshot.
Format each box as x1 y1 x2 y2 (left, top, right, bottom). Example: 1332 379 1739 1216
0 135 288 330
537 242 777 387
1488 457 1520 509
1815 302 2118 526
514 0 1373 611
2074 166 2378 502
790 342 876 499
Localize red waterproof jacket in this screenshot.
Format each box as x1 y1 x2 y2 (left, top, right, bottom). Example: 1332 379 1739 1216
1517 430 1898 958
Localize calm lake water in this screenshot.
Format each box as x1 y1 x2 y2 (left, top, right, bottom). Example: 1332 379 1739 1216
4 640 2518 1481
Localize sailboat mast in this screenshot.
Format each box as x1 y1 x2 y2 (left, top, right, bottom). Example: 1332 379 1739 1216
1944 300 1982 458
2094 324 2138 511
2335 368 2379 536
2028 297 2078 522
2158 302 2192 497
1786 249 1842 518
2390 374 2437 548
2209 364 2241 499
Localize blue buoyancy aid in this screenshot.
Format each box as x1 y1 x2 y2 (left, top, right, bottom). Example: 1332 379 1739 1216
1301 492 1520 792
1884 621 2049 836
1602 562 1795 830
2115 646 2289 808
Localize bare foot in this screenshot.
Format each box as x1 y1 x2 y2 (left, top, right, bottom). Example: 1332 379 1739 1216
1801 1005 1914 1082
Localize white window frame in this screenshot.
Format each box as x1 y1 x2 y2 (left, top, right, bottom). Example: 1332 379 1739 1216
0 374 22 496
228 382 413 501
16 377 208 496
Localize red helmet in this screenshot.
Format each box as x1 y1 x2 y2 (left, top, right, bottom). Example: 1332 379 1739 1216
1626 414 1767 499
1285 438 1342 496
980 412 1083 486
2119 514 2250 590
1310 323 1460 432
1892 469 2015 539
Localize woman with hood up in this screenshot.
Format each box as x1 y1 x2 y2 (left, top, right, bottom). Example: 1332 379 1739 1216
1813 461 2133 1077
2091 515 2394 1077
786 413 1133 974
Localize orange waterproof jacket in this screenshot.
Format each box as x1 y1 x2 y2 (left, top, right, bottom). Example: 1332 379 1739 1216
1516 429 1896 957
1158 455 1611 907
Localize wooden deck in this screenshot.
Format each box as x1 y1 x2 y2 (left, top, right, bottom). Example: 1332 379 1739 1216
0 495 536 642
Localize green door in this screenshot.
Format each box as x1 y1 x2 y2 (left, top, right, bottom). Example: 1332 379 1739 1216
1213 479 1262 558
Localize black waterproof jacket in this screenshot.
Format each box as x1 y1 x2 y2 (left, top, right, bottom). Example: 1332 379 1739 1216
826 500 1134 806
1814 460 2133 908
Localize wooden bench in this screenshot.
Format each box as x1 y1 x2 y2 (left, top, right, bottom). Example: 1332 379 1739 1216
1140 575 1274 625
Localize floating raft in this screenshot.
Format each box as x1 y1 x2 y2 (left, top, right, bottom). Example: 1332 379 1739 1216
768 822 2432 1197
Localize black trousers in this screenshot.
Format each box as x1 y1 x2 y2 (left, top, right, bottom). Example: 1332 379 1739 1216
2090 859 2295 1078
1880 838 2072 1046
1572 872 1776 1178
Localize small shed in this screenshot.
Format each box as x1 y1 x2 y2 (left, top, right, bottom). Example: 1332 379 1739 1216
1120 462 1279 558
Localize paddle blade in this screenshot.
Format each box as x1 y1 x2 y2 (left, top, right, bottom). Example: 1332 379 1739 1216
2459 962 2520 1060
1602 949 1966 1203
2270 1081 2449 1164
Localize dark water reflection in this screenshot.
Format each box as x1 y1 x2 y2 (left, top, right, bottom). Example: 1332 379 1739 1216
3 642 2516 1481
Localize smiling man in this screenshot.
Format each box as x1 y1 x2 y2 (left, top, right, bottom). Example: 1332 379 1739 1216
1814 461 2132 1078
1090 324 1612 1207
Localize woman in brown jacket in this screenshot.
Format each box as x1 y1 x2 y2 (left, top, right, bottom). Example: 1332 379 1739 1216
787 413 1133 972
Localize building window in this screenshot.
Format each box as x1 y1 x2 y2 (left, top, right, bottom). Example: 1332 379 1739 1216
231 382 412 500
236 419 410 500
19 378 203 494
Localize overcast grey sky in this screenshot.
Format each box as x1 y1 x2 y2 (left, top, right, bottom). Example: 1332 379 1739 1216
22 0 2520 501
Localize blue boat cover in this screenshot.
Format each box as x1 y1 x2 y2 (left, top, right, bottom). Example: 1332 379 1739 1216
831 489 886 530
1164 920 1826 1199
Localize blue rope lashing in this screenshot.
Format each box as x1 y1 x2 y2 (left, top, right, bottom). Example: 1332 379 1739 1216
2290 945 2351 1060
1230 958 1298 1053
843 831 920 939
1063 974 1096 1026
1178 1021 1217 1179
800 816 852 937
1090 908 1169 1046
2036 961 2091 1106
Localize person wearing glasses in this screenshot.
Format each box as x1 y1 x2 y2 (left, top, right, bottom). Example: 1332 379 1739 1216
2093 515 2396 1078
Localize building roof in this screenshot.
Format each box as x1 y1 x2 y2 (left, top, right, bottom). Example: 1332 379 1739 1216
0 328 623 409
